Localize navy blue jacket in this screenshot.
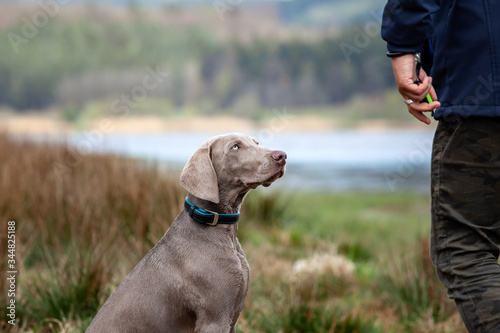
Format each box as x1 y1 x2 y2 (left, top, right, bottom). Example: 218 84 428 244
382 0 500 119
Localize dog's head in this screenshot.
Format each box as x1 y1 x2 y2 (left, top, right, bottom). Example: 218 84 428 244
180 133 286 204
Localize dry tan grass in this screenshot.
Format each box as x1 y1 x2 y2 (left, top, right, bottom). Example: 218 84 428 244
0 132 184 330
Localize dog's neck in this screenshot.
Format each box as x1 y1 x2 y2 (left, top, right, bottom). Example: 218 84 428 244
188 188 250 215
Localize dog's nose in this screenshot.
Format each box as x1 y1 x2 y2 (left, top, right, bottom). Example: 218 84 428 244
271 150 287 165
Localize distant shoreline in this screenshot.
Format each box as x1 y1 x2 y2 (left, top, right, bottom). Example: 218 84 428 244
0 114 437 135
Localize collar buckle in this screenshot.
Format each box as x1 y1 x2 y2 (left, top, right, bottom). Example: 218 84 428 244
207 212 219 226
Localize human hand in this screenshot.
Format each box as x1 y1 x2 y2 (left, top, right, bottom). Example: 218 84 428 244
391 54 441 125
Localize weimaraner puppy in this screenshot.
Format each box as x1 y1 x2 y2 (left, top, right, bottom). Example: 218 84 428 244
86 133 286 333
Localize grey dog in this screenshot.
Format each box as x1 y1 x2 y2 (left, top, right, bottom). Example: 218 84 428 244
86 133 287 333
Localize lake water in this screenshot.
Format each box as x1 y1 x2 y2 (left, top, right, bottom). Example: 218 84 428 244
33 130 436 193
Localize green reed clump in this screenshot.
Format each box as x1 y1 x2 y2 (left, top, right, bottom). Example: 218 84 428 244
379 238 456 330
19 243 112 325
243 278 381 333
242 190 290 228
237 190 291 244
281 304 380 333
338 241 374 263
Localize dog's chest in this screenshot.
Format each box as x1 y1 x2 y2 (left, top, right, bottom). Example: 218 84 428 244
230 242 249 322
235 246 249 290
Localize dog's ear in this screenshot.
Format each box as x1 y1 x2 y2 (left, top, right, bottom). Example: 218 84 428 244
180 147 220 204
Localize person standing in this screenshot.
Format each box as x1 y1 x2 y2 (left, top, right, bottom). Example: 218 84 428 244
382 0 500 332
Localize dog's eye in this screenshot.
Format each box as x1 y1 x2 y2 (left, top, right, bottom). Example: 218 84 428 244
231 144 239 150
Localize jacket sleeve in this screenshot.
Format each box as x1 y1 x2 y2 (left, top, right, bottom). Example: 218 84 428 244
381 0 442 53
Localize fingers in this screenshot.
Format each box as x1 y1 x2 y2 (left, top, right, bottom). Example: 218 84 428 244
400 76 435 102
406 100 441 125
407 100 440 112
409 108 431 125
401 73 441 125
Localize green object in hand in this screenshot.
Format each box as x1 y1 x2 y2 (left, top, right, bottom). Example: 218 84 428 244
415 53 434 104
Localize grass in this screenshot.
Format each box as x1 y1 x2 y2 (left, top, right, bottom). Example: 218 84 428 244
0 133 466 332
